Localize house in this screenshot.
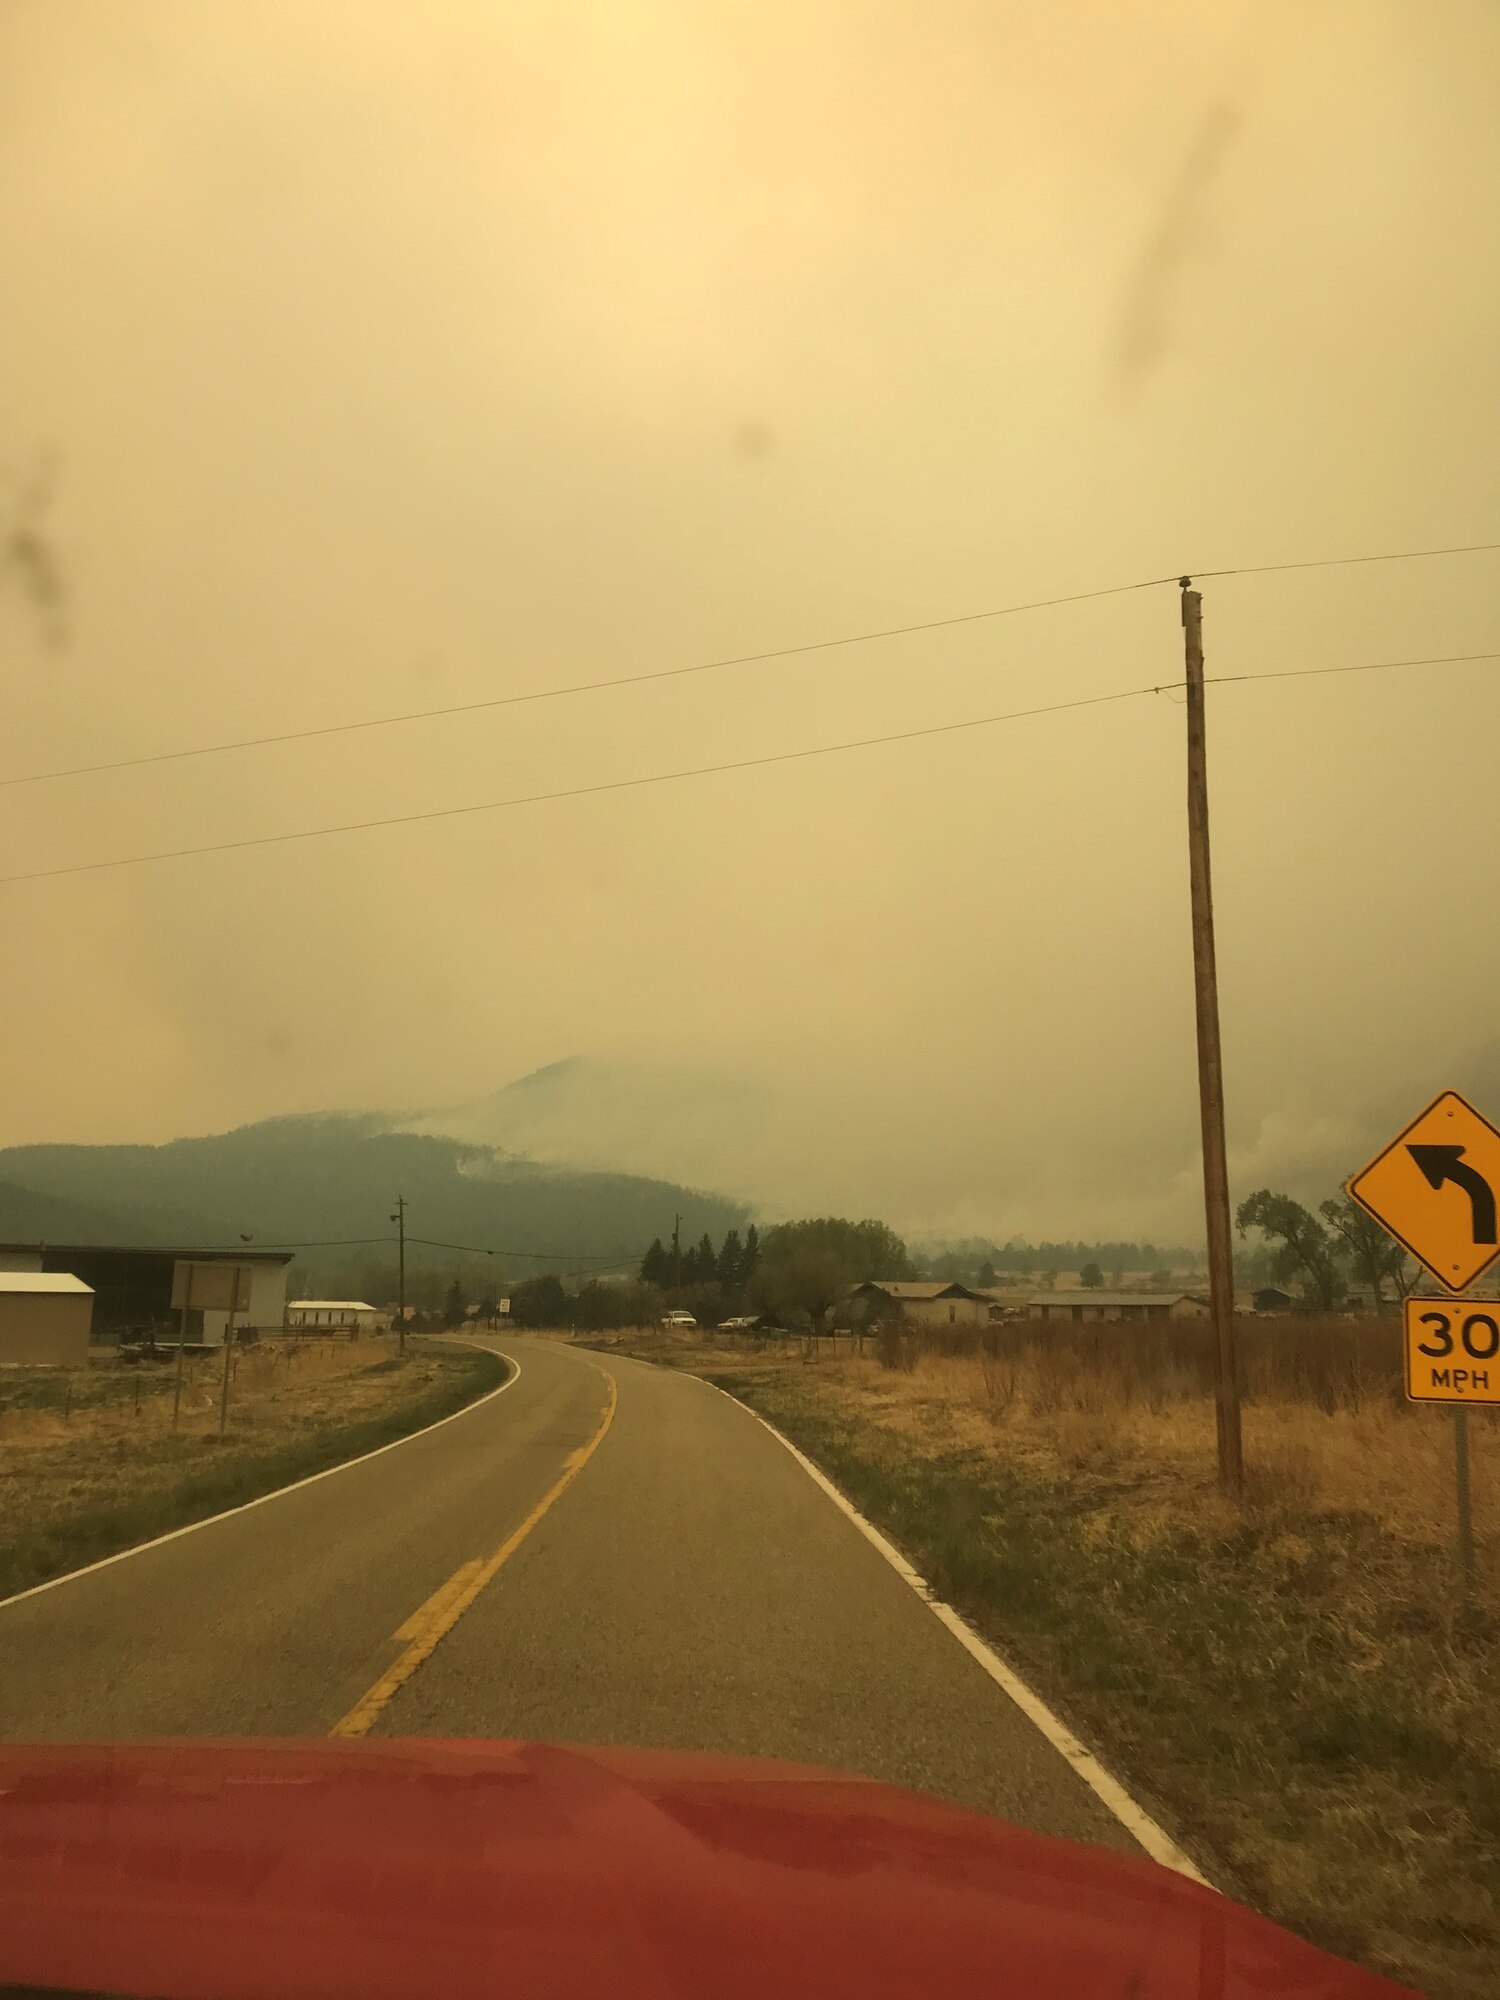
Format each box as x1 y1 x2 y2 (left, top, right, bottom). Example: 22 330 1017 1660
0 1271 94 1366
848 1280 991 1329
0 1243 293 1347
286 1300 381 1334
1028 1290 1209 1324
1251 1287 1295 1314
973 1287 1032 1323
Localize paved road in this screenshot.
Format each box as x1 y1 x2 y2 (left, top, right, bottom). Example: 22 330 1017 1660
0 1336 1135 1853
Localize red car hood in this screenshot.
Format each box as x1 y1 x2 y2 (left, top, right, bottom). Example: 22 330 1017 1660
0 1738 1420 2000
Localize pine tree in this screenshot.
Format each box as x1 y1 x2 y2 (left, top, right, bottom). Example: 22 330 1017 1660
717 1229 744 1289
640 1238 670 1286
742 1223 761 1282
695 1233 716 1285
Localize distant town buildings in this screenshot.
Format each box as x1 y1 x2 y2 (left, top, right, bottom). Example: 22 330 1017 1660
0 1244 292 1347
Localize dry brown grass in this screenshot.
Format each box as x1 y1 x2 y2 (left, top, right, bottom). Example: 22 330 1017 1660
844 1342 1496 1587
0 1337 504 1598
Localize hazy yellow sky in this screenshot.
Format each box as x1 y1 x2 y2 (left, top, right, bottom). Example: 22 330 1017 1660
2 0 1497 1240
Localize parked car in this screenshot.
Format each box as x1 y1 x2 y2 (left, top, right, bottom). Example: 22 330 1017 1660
717 1316 756 1331
660 1310 697 1329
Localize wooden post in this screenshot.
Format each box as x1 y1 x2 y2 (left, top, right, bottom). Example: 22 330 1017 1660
218 1304 236 1437
394 1195 408 1357
172 1263 192 1431
1182 581 1245 1494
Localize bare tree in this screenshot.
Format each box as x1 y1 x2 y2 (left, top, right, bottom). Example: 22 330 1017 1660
1320 1195 1411 1306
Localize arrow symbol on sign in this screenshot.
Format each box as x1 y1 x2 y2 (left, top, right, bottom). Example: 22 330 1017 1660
1407 1145 1498 1244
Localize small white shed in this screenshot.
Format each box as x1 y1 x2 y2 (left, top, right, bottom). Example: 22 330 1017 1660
0 1272 95 1365
285 1300 380 1333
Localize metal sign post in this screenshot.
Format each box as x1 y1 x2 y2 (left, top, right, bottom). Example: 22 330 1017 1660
1454 1407 1475 1590
1401 1292 1496 1592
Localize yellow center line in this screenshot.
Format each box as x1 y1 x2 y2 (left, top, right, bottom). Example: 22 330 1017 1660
392 1558 486 1643
330 1363 618 1739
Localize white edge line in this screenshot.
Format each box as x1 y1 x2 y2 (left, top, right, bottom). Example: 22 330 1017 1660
0 1344 520 1614
697 1373 1213 1888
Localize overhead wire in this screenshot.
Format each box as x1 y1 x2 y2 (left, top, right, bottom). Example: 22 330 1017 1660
181 1236 392 1251
7 534 1497 793
405 1234 623 1265
0 573 1180 790
2 643 1496 887
1193 538 1500 582
1208 647 1500 687
0 683 1164 883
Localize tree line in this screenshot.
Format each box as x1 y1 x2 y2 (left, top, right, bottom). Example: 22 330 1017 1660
921 1240 1200 1284
639 1226 763 1292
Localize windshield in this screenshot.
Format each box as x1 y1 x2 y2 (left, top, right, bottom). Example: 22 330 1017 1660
0 9 1494 2000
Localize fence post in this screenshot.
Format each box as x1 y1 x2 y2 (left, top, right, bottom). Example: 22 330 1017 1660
218 1318 235 1436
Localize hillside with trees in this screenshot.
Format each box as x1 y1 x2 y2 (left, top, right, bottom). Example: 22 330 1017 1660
0 1114 749 1299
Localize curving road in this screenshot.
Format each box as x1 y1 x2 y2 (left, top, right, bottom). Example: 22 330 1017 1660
0 1336 1138 1855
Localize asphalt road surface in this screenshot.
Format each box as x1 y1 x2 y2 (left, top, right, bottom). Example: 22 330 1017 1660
0 1336 1137 1854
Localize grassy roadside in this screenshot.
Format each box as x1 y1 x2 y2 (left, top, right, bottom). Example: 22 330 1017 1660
580 1329 1496 2000
0 1337 508 1600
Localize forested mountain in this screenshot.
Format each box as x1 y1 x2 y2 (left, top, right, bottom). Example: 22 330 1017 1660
0 1114 748 1283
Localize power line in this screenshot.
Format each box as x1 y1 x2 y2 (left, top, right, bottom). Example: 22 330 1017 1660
0 574 1178 790
1209 648 1500 687
0 684 1158 883
192 1236 393 1251
5 537 1495 793
3 644 1495 887
406 1234 622 1265
1194 537 1500 582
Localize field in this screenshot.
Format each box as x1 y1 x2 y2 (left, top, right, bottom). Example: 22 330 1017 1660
581 1318 1497 2000
0 1336 507 1599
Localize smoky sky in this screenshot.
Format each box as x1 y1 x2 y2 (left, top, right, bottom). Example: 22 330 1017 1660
1 0 1498 1243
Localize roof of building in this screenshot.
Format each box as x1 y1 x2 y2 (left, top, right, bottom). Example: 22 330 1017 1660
850 1280 985 1301
287 1300 379 1312
0 1271 94 1295
1029 1291 1203 1308
0 1242 294 1264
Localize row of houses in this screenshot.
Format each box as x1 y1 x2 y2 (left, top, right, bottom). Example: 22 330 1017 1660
847 1281 1211 1327
0 1241 384 1366
847 1281 1397 1325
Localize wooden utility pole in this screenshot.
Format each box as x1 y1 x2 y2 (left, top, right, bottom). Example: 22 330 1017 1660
1181 579 1245 1494
391 1195 407 1354
672 1213 682 1299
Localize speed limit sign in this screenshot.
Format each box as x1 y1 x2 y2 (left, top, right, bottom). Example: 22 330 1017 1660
1404 1297 1500 1404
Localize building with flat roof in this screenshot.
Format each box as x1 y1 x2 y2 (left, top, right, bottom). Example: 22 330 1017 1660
1028 1291 1208 1324
286 1300 380 1332
0 1244 292 1346
0 1270 94 1365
